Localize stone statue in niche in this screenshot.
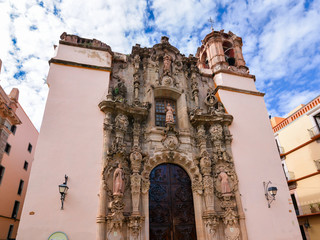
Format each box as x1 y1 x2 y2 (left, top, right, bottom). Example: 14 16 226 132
163 53 172 76
218 166 231 194
165 103 175 124
133 55 140 74
113 163 125 196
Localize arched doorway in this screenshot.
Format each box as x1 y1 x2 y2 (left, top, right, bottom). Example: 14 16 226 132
149 164 197 240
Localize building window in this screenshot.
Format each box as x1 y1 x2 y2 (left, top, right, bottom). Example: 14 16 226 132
11 201 20 219
7 224 14 240
0 165 5 184
314 113 320 130
5 143 11 155
10 125 17 135
23 161 29 171
17 180 24 195
155 99 176 127
28 143 32 153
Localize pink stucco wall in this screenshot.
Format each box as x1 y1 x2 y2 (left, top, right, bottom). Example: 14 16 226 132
0 103 38 239
215 73 301 240
17 45 111 239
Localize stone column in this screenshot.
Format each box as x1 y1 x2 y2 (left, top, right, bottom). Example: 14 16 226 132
200 154 214 213
97 112 113 240
141 179 150 240
233 40 246 68
192 181 206 240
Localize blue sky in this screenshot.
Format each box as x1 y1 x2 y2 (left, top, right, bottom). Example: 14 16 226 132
0 0 319 129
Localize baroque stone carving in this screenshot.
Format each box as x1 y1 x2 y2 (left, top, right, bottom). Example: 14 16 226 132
214 165 237 198
203 214 219 239
165 103 175 124
115 114 129 132
130 147 143 173
112 80 127 102
128 215 144 240
113 163 125 196
223 208 240 240
162 135 179 151
163 53 172 76
130 173 141 214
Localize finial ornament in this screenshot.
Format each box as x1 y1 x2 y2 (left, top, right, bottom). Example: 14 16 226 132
208 17 214 31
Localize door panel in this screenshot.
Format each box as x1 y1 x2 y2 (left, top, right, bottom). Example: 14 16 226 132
149 164 197 240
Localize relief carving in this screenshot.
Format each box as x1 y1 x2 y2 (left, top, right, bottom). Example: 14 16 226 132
112 80 127 103
165 103 175 124
223 208 240 240
115 114 129 132
113 163 125 196
203 215 219 239
214 165 237 198
128 215 144 240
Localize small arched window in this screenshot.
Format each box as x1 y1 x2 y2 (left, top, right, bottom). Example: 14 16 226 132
155 98 176 127
223 41 235 66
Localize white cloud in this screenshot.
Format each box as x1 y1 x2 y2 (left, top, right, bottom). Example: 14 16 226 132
0 0 319 130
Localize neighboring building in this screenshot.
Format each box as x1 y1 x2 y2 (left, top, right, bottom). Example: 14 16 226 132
18 30 301 240
272 95 320 240
0 87 38 239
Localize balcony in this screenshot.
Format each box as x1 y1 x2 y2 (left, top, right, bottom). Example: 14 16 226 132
296 202 320 216
308 126 320 139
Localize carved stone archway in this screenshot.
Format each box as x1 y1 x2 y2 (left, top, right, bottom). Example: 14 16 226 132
149 163 197 239
140 151 205 240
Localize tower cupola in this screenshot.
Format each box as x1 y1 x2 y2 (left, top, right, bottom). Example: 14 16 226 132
196 30 249 74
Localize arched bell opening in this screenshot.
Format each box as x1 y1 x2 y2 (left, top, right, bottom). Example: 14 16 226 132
200 52 209 69
148 163 197 240
223 41 235 66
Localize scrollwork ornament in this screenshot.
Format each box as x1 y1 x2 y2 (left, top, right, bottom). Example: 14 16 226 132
130 148 143 173
192 177 203 195
128 215 144 240
141 178 150 194
115 114 129 132
130 173 141 195
203 176 214 195
203 215 219 239
210 123 224 142
223 209 240 240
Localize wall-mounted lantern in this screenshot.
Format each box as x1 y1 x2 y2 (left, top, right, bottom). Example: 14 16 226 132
59 175 69 210
263 181 278 208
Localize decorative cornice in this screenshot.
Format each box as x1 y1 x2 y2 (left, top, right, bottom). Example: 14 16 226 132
49 58 112 72
213 85 265 97
273 95 320 133
99 100 150 119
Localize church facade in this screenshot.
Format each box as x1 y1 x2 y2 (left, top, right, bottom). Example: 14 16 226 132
18 31 301 239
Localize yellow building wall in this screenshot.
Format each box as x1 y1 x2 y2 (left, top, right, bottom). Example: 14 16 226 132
301 217 320 240
277 113 314 152
275 103 320 240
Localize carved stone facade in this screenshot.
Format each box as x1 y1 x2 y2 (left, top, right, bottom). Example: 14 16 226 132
97 33 248 240
17 30 302 240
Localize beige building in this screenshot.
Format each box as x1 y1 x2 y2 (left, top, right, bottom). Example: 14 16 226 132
272 95 320 240
18 30 301 239
0 62 38 240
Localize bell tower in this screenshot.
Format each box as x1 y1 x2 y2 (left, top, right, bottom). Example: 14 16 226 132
196 30 247 73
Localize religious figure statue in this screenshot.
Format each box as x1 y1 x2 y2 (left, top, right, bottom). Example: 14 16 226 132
133 55 140 73
113 163 125 196
165 103 175 124
163 53 172 75
218 167 231 194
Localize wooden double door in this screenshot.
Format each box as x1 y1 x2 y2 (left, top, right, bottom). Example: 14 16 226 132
149 164 197 240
